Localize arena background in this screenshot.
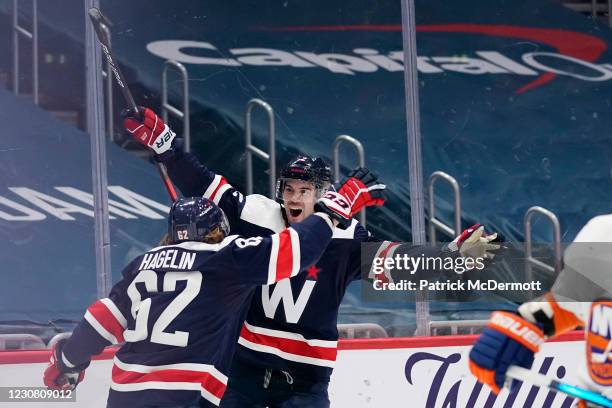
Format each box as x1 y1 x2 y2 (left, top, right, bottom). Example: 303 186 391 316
0 0 611 406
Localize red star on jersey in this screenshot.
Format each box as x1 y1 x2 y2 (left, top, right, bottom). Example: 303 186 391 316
306 265 321 280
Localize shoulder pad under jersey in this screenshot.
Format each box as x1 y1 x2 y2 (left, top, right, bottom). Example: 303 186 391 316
240 194 286 233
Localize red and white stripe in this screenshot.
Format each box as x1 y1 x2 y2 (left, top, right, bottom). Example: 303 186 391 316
369 240 399 284
238 322 337 367
267 228 301 284
110 357 228 406
344 179 385 206
84 298 127 344
204 174 232 205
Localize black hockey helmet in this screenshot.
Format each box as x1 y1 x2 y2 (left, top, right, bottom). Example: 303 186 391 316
275 155 332 202
168 197 230 244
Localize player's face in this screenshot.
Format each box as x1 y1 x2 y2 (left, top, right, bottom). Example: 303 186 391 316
282 179 317 224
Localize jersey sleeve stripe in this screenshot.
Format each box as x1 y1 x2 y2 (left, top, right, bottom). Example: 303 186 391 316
209 177 231 204
61 352 76 368
212 183 231 205
86 300 126 343
267 234 280 285
274 229 294 282
100 298 128 329
84 310 120 345
289 228 301 278
203 174 222 200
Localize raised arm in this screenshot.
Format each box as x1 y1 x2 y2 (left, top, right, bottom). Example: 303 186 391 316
123 107 248 227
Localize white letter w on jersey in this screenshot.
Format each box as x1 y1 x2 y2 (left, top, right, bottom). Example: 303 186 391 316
261 280 316 324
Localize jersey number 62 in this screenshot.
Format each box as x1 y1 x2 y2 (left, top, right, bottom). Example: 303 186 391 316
123 270 202 347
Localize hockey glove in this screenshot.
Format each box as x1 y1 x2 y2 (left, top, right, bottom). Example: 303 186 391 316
469 311 544 394
314 191 352 229
43 339 89 391
447 224 500 260
123 107 176 155
337 167 386 217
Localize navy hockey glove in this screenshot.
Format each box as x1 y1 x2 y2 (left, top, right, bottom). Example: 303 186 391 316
469 311 544 394
314 191 352 229
337 167 386 217
123 107 176 155
43 339 89 391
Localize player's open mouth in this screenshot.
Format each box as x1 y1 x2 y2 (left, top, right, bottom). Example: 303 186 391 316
289 208 303 217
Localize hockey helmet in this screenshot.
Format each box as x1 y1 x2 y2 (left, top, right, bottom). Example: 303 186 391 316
168 197 230 243
275 155 332 202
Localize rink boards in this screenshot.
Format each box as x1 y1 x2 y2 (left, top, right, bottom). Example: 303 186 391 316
0 331 584 407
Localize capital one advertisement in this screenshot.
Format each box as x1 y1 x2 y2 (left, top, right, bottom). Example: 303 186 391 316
97 0 612 244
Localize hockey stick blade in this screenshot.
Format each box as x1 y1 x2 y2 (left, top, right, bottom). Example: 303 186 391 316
87 8 111 44
507 365 612 407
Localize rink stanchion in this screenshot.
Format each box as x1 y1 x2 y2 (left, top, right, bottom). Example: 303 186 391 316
12 0 39 105
337 323 387 339
427 171 461 244
524 206 562 285
332 134 366 226
0 334 45 350
245 98 276 198
100 23 114 142
161 60 190 153
88 7 178 202
429 319 488 336
46 333 72 349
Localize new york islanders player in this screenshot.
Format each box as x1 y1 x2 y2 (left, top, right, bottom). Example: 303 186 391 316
469 214 612 407
42 192 374 407
124 107 497 407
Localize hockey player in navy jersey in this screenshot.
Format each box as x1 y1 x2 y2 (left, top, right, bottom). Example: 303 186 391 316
42 191 378 407
123 107 497 407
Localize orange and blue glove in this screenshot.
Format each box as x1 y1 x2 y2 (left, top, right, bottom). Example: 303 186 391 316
469 311 545 394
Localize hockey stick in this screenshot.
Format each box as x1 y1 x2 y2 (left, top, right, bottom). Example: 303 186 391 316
88 7 178 202
507 365 612 407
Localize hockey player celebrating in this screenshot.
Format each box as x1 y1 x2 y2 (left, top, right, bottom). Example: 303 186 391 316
42 190 375 407
124 107 498 407
469 215 612 407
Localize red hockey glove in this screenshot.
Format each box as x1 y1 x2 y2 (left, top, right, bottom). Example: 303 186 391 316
337 167 386 217
123 107 176 154
314 191 352 229
43 339 89 391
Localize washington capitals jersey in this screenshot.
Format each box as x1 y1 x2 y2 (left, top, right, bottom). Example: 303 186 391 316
60 214 334 407
164 148 391 381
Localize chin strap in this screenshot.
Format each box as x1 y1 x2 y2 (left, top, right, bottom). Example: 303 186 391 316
280 205 290 227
